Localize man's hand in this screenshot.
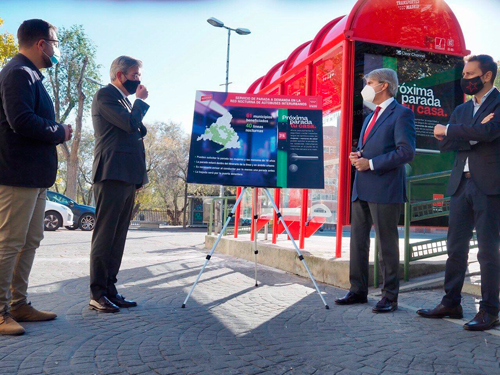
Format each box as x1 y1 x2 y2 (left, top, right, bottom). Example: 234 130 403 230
349 151 360 165
350 151 370 171
434 124 447 140
353 157 370 172
136 85 148 100
482 113 494 124
350 151 369 171
62 124 73 142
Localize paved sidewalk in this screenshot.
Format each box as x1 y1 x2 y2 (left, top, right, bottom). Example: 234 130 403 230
1 228 499 375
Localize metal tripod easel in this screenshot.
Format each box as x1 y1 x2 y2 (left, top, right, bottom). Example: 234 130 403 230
182 187 329 309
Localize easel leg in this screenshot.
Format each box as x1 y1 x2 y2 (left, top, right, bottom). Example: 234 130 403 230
182 187 248 308
253 188 259 287
263 188 330 309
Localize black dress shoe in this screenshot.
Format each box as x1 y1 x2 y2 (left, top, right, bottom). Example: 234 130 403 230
464 310 499 331
89 296 119 313
108 294 137 308
335 291 368 305
372 297 398 313
416 303 463 319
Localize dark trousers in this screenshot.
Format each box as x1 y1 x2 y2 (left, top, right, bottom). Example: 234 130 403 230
350 199 401 300
90 180 136 300
441 176 500 316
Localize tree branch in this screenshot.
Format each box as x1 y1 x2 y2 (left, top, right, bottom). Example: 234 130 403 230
59 142 70 160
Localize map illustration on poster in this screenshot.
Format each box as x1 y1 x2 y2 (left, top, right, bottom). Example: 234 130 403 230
187 91 324 189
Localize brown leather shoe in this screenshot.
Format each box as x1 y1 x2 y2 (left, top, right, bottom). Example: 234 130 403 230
0 312 25 336
464 310 499 331
416 304 463 319
89 296 119 313
10 302 57 322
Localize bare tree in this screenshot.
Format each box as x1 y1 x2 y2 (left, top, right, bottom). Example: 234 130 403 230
76 129 95 205
46 25 101 200
134 121 222 226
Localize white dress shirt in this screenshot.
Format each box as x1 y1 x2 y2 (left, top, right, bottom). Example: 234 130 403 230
110 82 145 104
368 97 395 170
110 82 127 98
445 86 496 172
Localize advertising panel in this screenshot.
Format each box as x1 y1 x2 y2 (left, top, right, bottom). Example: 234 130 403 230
353 42 464 152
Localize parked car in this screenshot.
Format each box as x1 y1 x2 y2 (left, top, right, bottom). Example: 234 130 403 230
47 191 96 231
45 200 74 231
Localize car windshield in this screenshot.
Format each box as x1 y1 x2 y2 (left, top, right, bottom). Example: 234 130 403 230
49 192 73 206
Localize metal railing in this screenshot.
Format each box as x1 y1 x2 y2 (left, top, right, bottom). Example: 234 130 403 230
207 196 234 235
207 195 254 236
403 170 451 281
373 170 479 285
131 210 169 226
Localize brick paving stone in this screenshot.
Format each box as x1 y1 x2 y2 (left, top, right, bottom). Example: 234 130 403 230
407 371 436 375
152 368 178 375
337 369 364 375
238 365 266 374
1 229 500 375
359 367 383 375
433 364 461 374
360 359 387 370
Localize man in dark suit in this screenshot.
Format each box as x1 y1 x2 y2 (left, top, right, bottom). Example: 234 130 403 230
89 56 149 313
335 68 416 313
0 19 72 335
417 55 500 331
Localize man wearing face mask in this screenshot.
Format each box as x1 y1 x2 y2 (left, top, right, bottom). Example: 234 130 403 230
0 19 72 335
417 55 500 331
89 56 149 313
335 68 415 313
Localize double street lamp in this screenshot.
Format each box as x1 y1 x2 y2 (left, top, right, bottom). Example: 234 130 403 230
207 17 251 94
207 17 251 198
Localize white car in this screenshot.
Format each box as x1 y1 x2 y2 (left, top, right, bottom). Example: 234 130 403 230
44 200 74 231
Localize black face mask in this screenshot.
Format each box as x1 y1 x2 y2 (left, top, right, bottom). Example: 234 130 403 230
122 79 140 95
460 75 485 96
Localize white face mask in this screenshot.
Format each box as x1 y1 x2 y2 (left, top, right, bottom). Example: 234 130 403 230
361 83 383 103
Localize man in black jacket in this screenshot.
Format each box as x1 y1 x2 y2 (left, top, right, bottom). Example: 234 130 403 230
417 55 500 331
89 56 149 313
0 19 72 335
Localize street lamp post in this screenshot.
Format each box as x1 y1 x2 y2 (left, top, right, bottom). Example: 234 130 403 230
85 77 105 87
207 17 251 198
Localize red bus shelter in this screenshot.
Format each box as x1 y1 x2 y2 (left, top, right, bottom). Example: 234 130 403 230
234 0 469 256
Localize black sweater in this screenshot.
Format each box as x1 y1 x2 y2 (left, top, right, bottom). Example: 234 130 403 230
0 53 65 188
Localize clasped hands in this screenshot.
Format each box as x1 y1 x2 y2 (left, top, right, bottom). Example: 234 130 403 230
434 112 494 140
349 151 370 172
62 124 73 142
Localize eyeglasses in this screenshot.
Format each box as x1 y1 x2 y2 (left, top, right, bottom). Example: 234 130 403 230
43 39 60 48
124 72 141 80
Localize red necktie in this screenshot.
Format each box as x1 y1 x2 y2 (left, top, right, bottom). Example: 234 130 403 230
363 106 381 144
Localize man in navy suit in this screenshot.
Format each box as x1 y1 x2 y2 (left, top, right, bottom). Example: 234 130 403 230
335 68 416 313
417 55 500 331
89 56 149 313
